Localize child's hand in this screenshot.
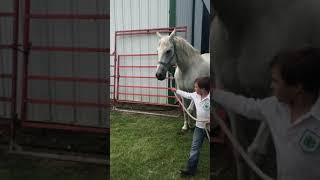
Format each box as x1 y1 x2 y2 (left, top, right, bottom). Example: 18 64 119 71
170 88 177 92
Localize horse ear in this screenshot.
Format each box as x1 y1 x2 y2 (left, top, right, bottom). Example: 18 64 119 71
156 32 162 38
169 29 176 40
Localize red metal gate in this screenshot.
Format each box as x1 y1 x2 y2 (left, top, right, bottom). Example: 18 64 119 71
0 0 19 130
21 0 109 134
112 26 187 107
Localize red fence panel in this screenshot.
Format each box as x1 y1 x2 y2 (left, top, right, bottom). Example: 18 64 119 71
113 26 187 108
0 0 19 128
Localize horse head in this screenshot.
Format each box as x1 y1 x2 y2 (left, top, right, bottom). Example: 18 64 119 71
155 29 177 80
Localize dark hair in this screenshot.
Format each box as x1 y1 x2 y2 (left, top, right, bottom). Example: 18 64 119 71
195 76 210 92
270 47 320 92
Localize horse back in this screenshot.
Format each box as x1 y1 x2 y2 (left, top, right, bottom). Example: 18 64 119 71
175 54 210 91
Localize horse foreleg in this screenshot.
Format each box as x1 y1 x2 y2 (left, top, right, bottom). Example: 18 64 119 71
187 100 195 128
181 98 188 130
187 100 195 113
247 122 270 161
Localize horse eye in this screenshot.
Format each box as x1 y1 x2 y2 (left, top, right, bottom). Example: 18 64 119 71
166 50 172 55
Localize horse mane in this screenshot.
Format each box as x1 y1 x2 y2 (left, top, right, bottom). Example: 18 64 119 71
173 36 200 57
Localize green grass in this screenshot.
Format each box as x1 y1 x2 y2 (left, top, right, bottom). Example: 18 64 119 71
0 154 108 180
110 111 209 180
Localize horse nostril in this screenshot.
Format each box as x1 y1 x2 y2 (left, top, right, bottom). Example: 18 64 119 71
156 73 164 80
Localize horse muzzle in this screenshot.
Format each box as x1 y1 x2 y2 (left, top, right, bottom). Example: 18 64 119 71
155 72 166 80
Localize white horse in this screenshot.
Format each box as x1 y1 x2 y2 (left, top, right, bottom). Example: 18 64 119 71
212 0 320 179
155 29 210 130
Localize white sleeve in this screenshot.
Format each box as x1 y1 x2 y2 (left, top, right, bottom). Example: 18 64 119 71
212 89 267 121
176 90 193 100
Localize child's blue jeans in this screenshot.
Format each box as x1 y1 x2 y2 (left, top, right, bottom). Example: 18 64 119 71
186 127 206 172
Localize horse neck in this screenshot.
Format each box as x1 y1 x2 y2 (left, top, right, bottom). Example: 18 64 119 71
173 37 200 72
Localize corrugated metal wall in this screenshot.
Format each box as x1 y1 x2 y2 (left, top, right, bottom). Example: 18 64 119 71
203 0 210 12
194 0 204 51
110 0 170 105
176 0 193 43
0 0 15 119
0 0 109 128
176 0 210 52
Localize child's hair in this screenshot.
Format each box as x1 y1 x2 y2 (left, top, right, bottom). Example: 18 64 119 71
270 47 320 93
195 76 210 92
